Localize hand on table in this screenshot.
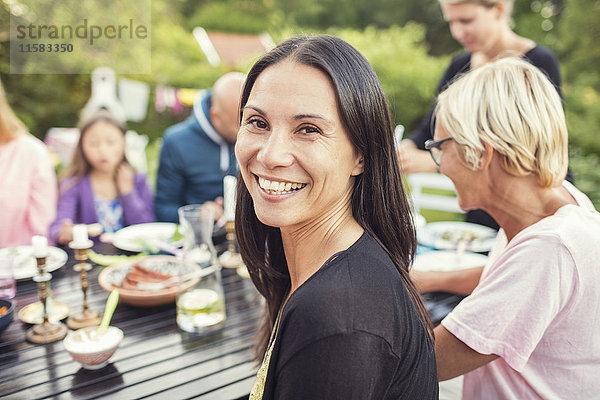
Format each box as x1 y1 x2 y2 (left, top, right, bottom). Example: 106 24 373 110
116 163 135 195
57 219 73 245
203 197 225 226
397 139 438 173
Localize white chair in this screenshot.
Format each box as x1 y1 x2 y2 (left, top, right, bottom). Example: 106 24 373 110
407 172 464 215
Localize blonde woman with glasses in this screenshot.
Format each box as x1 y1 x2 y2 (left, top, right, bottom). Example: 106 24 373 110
416 57 600 399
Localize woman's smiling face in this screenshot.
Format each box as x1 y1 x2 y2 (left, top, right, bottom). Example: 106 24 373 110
235 60 364 230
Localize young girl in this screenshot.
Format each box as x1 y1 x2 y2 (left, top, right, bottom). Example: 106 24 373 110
49 110 154 245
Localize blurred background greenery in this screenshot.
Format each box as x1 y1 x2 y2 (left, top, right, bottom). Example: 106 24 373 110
1 0 598 207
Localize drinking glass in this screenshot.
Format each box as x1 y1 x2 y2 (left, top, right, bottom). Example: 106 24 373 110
0 249 16 299
176 204 226 334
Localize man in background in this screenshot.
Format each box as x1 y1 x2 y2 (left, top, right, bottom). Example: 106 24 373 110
154 72 245 223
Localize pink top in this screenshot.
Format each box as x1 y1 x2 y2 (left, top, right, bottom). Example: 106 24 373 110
0 134 57 247
442 182 600 399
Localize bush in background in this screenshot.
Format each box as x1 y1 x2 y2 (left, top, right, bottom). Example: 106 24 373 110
330 25 449 131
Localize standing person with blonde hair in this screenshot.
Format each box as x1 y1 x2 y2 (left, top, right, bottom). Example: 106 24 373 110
421 57 600 398
0 80 57 247
398 0 564 228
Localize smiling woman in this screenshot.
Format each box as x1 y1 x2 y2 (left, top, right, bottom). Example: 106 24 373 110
235 35 438 399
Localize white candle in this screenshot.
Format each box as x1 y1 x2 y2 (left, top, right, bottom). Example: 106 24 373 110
32 235 48 258
72 224 89 247
223 175 237 222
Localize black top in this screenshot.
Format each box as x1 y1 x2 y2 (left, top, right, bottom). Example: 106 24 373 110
408 45 566 229
409 45 562 149
261 232 438 400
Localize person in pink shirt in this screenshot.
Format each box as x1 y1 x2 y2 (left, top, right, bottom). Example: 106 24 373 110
0 81 57 248
415 58 600 398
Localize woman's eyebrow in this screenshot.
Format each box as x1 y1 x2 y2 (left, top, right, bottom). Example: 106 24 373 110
242 104 266 116
244 105 333 125
293 113 333 124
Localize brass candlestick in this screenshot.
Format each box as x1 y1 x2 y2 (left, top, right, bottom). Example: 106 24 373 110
67 241 102 330
218 220 244 269
26 256 67 343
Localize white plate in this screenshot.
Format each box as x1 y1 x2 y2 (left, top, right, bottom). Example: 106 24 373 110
112 223 183 253
418 221 497 252
0 246 68 280
413 250 488 272
413 213 427 232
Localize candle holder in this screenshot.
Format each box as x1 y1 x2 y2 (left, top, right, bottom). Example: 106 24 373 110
218 220 244 269
67 240 102 330
26 256 67 344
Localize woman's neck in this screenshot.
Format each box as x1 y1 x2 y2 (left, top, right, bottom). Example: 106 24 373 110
280 203 364 295
474 30 535 67
483 176 575 242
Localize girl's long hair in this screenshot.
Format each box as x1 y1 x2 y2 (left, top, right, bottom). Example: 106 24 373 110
235 35 432 360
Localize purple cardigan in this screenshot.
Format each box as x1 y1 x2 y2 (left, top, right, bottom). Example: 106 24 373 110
49 173 155 243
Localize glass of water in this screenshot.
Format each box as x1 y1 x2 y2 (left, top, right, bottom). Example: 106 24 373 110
0 249 16 299
176 204 226 334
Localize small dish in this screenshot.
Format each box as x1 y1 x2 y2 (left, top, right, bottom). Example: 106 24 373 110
18 299 71 325
63 326 123 370
0 298 15 336
418 221 498 252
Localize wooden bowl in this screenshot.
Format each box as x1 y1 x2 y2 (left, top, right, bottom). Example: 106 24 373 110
98 256 200 307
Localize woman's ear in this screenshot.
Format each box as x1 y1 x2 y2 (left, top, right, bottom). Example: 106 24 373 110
480 141 494 170
493 1 506 20
351 156 364 176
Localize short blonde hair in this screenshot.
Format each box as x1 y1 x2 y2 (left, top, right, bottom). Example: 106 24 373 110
435 57 567 187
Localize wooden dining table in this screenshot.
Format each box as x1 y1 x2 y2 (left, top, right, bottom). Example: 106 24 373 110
1 239 464 399
0 242 263 400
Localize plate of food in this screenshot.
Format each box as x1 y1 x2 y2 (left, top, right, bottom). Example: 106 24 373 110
0 246 68 281
112 223 184 253
417 221 498 253
98 255 200 307
412 250 489 272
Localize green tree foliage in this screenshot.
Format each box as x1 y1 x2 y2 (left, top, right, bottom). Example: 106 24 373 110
329 25 448 130
0 0 598 204
556 0 600 90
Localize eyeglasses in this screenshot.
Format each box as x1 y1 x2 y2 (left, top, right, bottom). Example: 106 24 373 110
424 137 454 167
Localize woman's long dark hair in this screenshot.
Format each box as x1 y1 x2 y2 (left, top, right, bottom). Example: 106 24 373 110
235 34 433 360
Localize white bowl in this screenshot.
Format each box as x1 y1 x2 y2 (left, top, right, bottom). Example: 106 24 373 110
63 326 123 370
